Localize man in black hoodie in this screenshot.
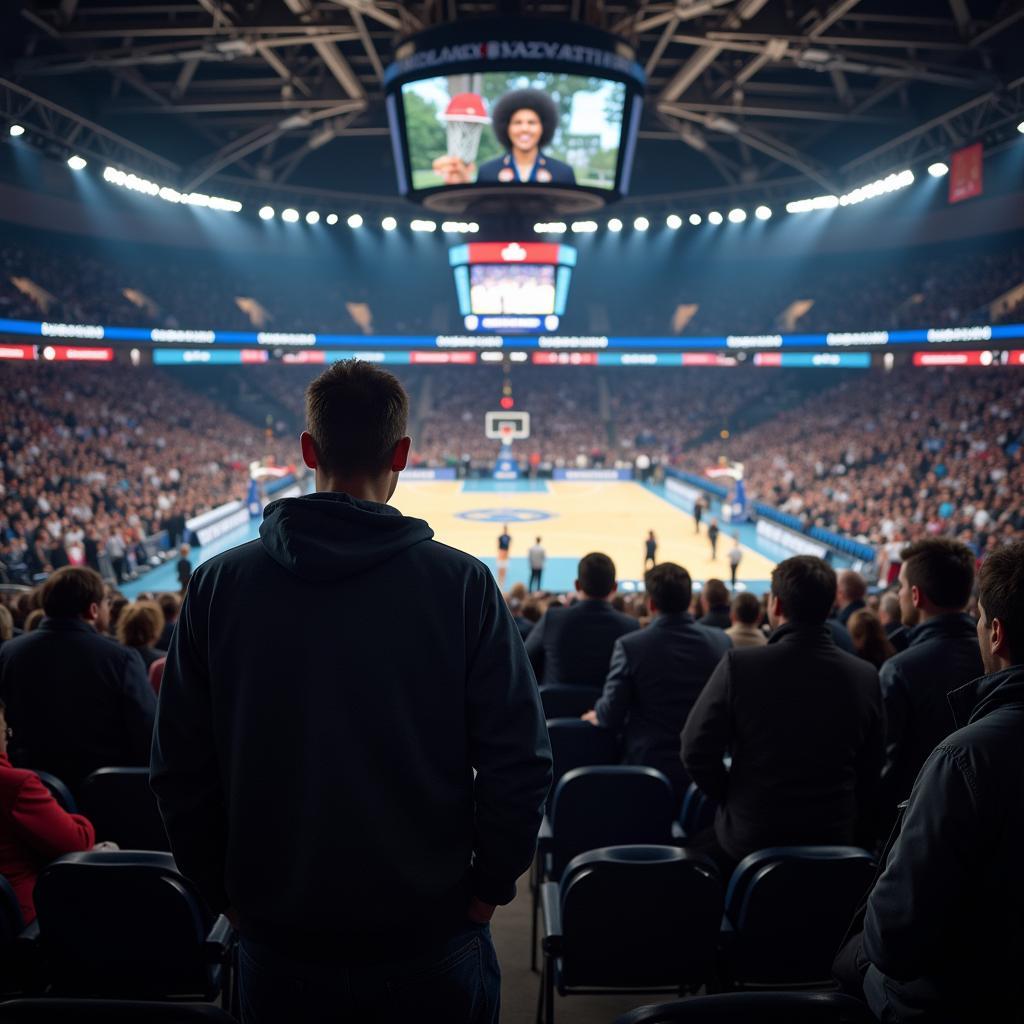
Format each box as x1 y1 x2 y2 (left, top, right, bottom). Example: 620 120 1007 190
843 541 1024 1021
151 360 552 1023
877 538 982 826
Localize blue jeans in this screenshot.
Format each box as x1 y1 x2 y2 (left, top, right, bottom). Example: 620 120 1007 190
238 921 500 1024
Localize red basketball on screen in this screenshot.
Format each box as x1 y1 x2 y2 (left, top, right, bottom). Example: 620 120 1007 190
500 396 515 410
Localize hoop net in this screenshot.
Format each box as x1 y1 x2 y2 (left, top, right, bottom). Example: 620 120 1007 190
499 424 515 447
443 118 485 166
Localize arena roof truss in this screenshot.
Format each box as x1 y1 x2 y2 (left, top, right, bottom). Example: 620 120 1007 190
5 0 1024 208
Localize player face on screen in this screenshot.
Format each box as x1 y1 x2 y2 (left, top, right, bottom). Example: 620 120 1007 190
508 109 543 158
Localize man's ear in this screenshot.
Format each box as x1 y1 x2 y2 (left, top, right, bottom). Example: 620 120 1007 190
392 436 412 472
991 616 1009 661
911 584 923 610
300 432 318 470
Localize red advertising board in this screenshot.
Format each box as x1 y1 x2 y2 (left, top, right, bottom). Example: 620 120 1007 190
948 142 983 204
240 349 270 363
282 351 327 364
531 352 598 366
465 242 561 265
44 346 114 362
0 343 35 360
912 351 991 367
410 351 477 364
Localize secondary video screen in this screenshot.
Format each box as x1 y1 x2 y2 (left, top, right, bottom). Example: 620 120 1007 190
401 71 627 191
469 264 557 315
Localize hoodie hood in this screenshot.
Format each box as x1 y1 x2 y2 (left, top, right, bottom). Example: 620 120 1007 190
259 492 433 583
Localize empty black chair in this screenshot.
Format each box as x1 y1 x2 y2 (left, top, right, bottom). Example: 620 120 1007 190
678 783 716 839
613 991 877 1023
539 846 723 1024
33 851 234 1002
532 766 677 971
78 768 170 851
539 685 601 720
29 773 76 815
546 719 619 800
721 847 876 987
0 1000 237 1022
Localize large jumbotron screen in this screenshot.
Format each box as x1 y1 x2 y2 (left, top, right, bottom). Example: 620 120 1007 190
470 264 556 315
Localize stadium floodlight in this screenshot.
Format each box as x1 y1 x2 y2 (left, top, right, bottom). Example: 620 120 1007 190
282 208 300 223
1018 120 1024 134
381 216 398 231
411 219 437 232
633 216 650 231
786 194 839 213
708 210 724 225
571 220 598 233
258 206 275 220
468 222 480 233
666 214 683 230
326 213 339 225
347 213 363 228
305 210 320 224
689 213 702 226
755 205 772 220
839 169 914 206
67 155 88 171
728 208 747 223
607 218 623 232
534 222 567 234
9 124 25 137
928 162 949 178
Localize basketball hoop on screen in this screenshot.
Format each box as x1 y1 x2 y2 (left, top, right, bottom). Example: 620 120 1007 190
433 93 490 185
499 424 515 448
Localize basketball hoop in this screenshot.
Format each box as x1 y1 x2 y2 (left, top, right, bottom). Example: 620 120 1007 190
499 424 515 447
440 93 490 166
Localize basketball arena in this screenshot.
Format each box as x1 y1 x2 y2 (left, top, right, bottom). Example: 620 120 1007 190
1 2 1024 1022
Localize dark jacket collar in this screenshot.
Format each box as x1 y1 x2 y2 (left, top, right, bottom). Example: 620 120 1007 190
38 617 96 634
907 611 977 647
768 621 834 646
948 665 1024 729
652 612 696 628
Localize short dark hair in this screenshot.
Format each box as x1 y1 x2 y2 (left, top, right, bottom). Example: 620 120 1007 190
645 563 692 614
156 592 181 621
900 538 975 610
731 591 761 626
41 566 105 619
305 359 409 476
771 556 837 625
978 542 1024 664
578 552 616 598
491 89 559 150
702 578 729 609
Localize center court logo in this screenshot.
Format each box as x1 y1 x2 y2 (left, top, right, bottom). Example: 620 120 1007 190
455 508 555 523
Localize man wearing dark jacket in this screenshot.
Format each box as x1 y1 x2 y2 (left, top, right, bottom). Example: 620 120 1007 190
150 360 552 1023
849 541 1024 1022
835 570 867 627
0 566 155 789
584 563 730 802
697 578 732 631
878 538 982 822
681 555 884 875
525 553 637 688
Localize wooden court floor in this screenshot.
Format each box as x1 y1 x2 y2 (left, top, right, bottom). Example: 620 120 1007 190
391 480 778 591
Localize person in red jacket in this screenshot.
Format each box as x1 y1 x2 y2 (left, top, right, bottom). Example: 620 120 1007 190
0 699 96 923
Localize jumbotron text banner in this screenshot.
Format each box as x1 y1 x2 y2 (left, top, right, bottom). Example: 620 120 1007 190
0 319 1021 350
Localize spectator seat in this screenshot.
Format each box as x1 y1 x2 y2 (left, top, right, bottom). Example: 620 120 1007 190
78 769 170 851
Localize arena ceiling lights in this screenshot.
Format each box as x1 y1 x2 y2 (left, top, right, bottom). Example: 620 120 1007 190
102 166 241 213
786 169 915 214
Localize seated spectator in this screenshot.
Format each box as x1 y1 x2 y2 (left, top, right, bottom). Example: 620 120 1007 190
117 600 166 670
878 539 983 821
584 563 730 802
22 609 43 633
0 567 156 789
836 570 868 627
526 553 638 688
838 542 1024 1020
155 592 181 651
148 656 167 697
0 698 97 923
878 592 908 651
848 609 896 669
697 579 731 630
681 556 883 877
725 592 767 647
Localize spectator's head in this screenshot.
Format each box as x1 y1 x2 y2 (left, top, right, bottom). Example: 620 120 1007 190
977 541 1024 672
156 591 180 625
108 596 128 635
535 536 542 545
179 544 190 558
645 563 692 615
24 609 44 632
117 600 165 650
898 538 975 626
769 556 837 628
40 566 107 628
576 552 617 599
701 578 729 613
0 605 12 643
848 609 895 670
879 592 901 628
730 591 761 628
301 359 411 499
508 582 527 602
837 570 867 609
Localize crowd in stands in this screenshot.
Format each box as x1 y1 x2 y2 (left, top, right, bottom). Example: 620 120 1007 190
687 366 1024 560
0 363 266 587
3 227 1023 336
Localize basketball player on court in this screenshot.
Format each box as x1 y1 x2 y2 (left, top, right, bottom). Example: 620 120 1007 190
708 518 720 561
644 530 657 572
694 497 704 534
497 525 512 589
